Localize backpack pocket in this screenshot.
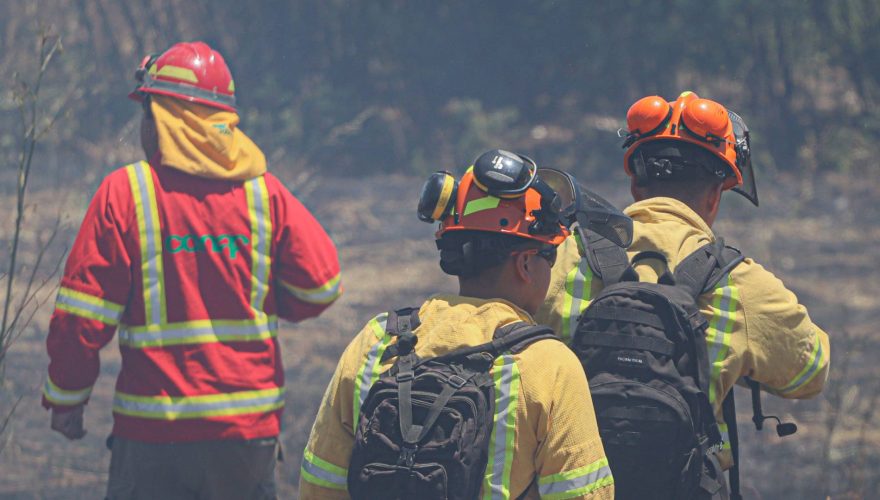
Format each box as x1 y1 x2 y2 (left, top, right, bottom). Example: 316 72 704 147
589 376 698 500
353 462 448 499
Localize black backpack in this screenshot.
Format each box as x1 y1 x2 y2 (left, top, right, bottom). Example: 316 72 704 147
572 237 744 500
348 307 557 500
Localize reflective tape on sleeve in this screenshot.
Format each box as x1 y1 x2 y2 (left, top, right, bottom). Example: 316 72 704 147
126 161 166 325
55 287 124 325
561 258 593 343
43 376 93 406
482 355 521 500
351 313 390 432
118 316 278 348
706 275 739 406
538 457 614 500
778 330 826 395
280 273 342 305
245 177 272 313
113 386 284 420
300 448 348 490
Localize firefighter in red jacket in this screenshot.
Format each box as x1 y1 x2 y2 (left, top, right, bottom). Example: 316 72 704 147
42 42 342 499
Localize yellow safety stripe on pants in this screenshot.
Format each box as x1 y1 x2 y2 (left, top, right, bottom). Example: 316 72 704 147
351 313 391 432
300 448 348 490
280 273 342 305
706 275 739 406
777 330 826 395
245 177 272 314
113 387 284 420
561 258 593 342
55 286 125 326
43 376 93 406
538 457 614 500
717 422 731 451
118 316 278 348
126 161 166 325
482 355 521 500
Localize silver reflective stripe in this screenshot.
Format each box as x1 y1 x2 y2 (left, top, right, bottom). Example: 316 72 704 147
116 393 280 415
301 449 348 489
565 258 592 341
352 314 390 431
706 276 738 405
484 355 519 500
538 460 613 497
113 387 284 419
118 317 277 347
779 332 826 394
56 287 124 325
246 177 271 313
130 162 164 325
43 377 92 405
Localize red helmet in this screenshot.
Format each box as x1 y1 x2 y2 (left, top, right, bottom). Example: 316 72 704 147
128 41 236 112
621 91 758 206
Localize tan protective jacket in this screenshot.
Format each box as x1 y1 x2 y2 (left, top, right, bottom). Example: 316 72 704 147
300 295 614 499
536 197 830 467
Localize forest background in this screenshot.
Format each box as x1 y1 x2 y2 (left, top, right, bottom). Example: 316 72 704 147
0 1 878 498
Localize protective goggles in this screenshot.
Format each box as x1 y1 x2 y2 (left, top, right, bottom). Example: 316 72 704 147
510 244 558 267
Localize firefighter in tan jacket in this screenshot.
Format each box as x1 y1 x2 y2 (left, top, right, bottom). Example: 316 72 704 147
300 151 617 499
536 92 830 472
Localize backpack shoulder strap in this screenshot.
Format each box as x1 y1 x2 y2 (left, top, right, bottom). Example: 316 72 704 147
673 238 745 299
380 306 422 362
580 227 635 286
491 322 558 354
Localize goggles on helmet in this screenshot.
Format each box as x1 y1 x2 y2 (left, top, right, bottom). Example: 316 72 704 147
621 92 758 206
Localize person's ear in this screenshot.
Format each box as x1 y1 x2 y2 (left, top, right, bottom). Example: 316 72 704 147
513 252 533 284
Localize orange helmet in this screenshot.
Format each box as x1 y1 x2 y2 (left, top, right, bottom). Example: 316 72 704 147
128 41 236 112
621 91 758 205
419 150 570 245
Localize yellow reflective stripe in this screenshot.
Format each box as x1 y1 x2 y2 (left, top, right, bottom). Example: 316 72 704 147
280 273 342 305
301 449 348 490
352 314 391 432
463 195 501 216
717 422 731 450
483 355 521 500
43 376 93 406
245 177 272 314
778 331 826 394
156 64 198 83
431 174 456 220
228 80 235 93
55 287 125 325
126 162 166 325
561 258 592 342
538 457 614 499
706 275 739 405
118 316 278 348
113 387 284 420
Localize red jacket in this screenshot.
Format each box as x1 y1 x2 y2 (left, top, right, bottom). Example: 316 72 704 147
43 159 342 442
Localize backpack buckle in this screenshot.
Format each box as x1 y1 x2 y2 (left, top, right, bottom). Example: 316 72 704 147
447 375 467 388
398 446 417 467
396 371 414 383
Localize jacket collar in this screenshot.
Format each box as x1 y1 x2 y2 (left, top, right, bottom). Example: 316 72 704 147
624 197 716 239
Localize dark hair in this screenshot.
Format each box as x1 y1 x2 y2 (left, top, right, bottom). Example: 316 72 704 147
141 95 153 119
436 230 534 278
